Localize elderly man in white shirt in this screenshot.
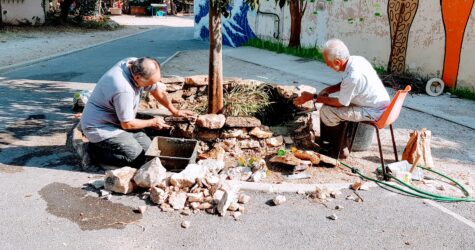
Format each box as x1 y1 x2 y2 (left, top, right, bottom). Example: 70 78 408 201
294 39 390 158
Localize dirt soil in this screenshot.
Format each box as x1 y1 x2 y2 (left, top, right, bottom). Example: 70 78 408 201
0 25 151 67
162 50 475 196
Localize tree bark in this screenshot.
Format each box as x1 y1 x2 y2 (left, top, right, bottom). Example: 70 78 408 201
208 1 224 114
288 0 304 48
60 0 74 21
0 0 3 27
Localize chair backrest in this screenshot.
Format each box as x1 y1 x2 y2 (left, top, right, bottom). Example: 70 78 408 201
374 85 411 129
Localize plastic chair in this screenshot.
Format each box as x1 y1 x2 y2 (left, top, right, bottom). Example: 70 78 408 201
349 85 412 180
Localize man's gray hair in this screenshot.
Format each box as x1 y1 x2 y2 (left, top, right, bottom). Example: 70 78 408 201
130 57 161 79
323 39 350 61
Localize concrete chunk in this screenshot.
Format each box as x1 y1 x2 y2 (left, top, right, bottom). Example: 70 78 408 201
104 167 137 194
133 158 167 188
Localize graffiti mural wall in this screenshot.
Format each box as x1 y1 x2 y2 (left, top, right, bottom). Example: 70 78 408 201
194 0 256 47
194 0 475 89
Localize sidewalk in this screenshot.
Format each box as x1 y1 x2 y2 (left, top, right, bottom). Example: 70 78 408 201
224 47 475 130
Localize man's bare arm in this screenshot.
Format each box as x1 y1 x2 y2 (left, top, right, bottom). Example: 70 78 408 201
120 117 170 130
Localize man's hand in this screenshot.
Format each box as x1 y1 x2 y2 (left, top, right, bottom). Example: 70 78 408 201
172 109 196 118
150 117 171 130
293 91 315 106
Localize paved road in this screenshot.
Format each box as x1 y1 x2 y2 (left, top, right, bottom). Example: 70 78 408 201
1 24 474 249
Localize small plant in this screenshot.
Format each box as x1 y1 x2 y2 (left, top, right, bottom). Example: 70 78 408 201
449 87 475 101
244 38 324 62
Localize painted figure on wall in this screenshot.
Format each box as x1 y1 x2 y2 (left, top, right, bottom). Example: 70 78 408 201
195 0 256 47
387 0 419 75
441 0 474 89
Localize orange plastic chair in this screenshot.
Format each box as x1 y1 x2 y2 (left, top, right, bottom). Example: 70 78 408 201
350 85 411 179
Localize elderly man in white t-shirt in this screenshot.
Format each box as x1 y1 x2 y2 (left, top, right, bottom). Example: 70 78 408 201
294 39 390 157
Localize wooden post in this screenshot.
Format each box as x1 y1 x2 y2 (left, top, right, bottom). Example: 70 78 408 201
208 0 224 114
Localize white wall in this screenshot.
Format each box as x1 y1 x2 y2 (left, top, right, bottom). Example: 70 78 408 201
1 0 46 25
245 0 475 89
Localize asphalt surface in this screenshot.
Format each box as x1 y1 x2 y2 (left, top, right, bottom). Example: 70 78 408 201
1 24 475 250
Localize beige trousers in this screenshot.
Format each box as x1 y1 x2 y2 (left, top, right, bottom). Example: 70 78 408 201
320 105 375 127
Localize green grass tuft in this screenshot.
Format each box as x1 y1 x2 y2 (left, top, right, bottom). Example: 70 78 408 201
449 87 475 101
244 38 324 62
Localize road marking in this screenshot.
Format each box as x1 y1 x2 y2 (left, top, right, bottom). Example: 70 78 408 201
426 200 475 231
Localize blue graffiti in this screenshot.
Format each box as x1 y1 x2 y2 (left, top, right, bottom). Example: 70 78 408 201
194 0 256 47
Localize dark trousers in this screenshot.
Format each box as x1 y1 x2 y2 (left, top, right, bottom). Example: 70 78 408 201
90 131 151 168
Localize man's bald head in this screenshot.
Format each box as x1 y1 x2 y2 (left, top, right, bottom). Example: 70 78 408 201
130 57 161 80
323 39 350 62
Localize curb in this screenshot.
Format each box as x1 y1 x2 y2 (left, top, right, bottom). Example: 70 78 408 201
0 27 157 74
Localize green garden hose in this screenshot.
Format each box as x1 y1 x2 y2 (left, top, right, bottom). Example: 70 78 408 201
338 161 475 202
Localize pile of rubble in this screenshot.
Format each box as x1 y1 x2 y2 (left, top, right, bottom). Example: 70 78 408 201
100 157 250 221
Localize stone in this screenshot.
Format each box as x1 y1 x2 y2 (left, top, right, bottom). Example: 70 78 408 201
238 205 246 213
327 214 338 220
189 202 200 210
161 75 185 84
273 195 286 205
266 136 284 147
217 183 240 216
104 167 137 194
170 164 208 188
238 194 251 204
198 202 213 210
168 191 187 210
297 85 317 95
330 190 342 198
206 175 220 186
293 150 320 165
88 179 105 189
250 170 266 182
198 147 226 162
228 202 239 211
181 220 191 229
100 189 110 197
213 190 225 203
187 192 204 203
182 87 198 97
222 128 248 139
165 83 184 92
150 187 168 205
239 139 261 149
335 205 344 210
237 79 264 87
160 203 174 212
314 187 330 200
181 208 192 216
276 85 298 99
196 114 226 129
133 158 167 188
249 127 273 139
169 90 185 103
196 129 221 142
283 136 294 145
184 75 208 86
223 77 242 85
232 211 242 220
351 182 363 191
225 117 261 128
318 153 338 166
136 206 147 214
227 167 252 181
206 208 216 214
199 159 225 174
171 123 195 139
270 154 302 166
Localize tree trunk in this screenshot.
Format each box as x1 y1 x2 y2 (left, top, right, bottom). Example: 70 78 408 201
208 1 224 114
60 0 74 21
288 0 303 48
0 0 3 27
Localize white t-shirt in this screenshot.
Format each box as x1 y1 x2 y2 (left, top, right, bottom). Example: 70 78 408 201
338 56 390 119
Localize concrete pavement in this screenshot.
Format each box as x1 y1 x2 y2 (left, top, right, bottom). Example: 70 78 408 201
0 18 474 249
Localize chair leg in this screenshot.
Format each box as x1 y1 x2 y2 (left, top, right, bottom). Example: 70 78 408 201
389 124 398 162
349 122 359 153
375 127 389 180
